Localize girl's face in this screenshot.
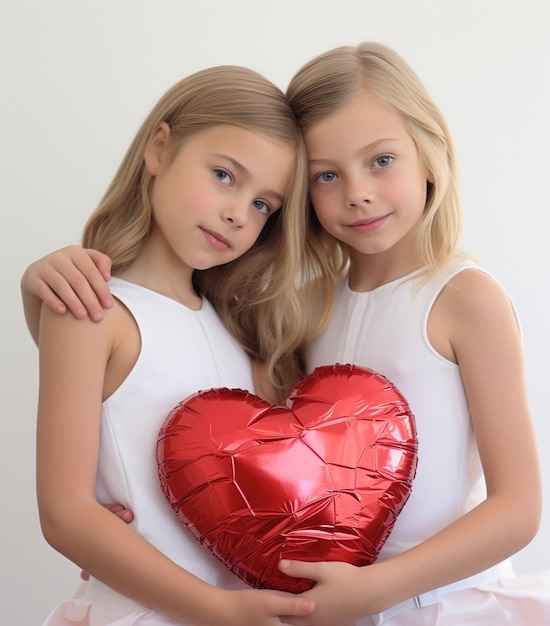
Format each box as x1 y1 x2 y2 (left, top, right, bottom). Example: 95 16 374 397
305 90 431 262
144 123 294 274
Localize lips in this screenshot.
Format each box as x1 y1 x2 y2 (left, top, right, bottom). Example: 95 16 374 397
201 227 230 251
347 214 389 232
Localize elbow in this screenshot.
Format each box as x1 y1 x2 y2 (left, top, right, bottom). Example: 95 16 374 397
510 492 542 552
39 507 71 553
38 498 92 555
38 495 106 559
519 505 542 548
523 481 543 544
514 519 540 553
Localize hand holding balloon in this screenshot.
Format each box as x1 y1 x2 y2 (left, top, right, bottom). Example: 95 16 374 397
157 364 418 593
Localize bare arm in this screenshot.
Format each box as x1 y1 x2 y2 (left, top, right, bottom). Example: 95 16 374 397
21 246 114 344
280 270 541 626
36 305 314 625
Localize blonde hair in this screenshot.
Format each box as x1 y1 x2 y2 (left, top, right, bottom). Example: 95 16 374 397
83 66 311 400
287 42 464 298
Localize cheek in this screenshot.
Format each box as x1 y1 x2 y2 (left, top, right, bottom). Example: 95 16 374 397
390 175 426 210
311 204 340 237
241 220 267 252
310 189 337 221
151 171 178 208
389 182 410 206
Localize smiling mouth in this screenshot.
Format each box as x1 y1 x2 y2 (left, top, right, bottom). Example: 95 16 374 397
201 227 230 251
347 215 389 232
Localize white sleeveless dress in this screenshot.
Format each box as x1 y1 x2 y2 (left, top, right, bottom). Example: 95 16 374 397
42 277 251 625
307 259 550 625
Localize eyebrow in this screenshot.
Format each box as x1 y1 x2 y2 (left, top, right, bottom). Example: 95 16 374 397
213 153 286 205
308 138 399 165
214 154 246 175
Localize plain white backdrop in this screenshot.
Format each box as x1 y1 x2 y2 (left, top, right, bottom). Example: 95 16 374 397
1 1 549 623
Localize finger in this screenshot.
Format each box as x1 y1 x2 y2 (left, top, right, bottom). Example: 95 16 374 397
38 246 112 320
41 270 99 321
87 249 113 283
62 257 113 318
102 503 135 524
32 279 70 316
277 594 314 615
116 509 135 523
82 250 114 309
279 560 323 582
56 269 109 322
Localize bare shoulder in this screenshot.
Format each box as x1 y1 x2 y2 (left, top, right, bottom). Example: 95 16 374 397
39 294 130 345
444 268 515 323
39 296 140 400
429 268 517 362
447 267 509 300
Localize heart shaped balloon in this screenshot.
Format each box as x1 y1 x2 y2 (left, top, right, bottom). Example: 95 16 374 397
157 364 418 593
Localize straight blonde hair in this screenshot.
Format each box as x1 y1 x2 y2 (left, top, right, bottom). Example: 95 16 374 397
287 42 464 311
83 66 312 399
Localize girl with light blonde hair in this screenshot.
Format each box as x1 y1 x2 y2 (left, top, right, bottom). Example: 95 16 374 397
24 65 318 625
278 41 550 625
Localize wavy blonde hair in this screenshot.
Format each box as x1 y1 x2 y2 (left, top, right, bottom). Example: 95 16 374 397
83 66 312 400
287 42 464 307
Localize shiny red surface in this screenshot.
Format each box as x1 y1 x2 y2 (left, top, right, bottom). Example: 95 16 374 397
157 363 418 592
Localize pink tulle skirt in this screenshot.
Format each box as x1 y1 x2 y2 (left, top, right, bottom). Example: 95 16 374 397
42 580 189 625
360 569 550 626
43 569 550 625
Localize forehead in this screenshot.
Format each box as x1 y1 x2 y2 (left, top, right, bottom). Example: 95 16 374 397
190 125 295 195
304 91 409 157
185 125 291 154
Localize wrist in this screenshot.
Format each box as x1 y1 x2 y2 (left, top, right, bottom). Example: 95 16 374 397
358 560 405 615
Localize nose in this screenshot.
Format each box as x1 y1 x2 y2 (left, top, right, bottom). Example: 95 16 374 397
221 199 248 228
344 175 374 209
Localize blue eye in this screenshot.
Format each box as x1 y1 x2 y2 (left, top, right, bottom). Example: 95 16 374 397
252 199 270 215
316 172 337 183
373 156 394 169
213 168 232 183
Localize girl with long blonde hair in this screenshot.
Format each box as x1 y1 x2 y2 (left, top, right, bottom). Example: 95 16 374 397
279 41 550 625
24 65 318 625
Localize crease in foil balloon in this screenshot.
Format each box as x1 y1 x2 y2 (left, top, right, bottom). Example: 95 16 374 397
157 363 418 593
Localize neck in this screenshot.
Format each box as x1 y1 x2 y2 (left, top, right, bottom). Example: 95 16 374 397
117 242 202 310
348 246 423 292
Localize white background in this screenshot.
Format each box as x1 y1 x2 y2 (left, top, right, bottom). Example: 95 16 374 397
1 1 549 623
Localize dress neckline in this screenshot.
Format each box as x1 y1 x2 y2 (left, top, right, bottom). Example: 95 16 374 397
344 267 425 296
109 276 205 313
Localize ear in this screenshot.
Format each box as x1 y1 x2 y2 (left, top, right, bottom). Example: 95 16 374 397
144 122 171 176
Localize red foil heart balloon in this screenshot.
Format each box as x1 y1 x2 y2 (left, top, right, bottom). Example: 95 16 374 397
157 364 418 593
